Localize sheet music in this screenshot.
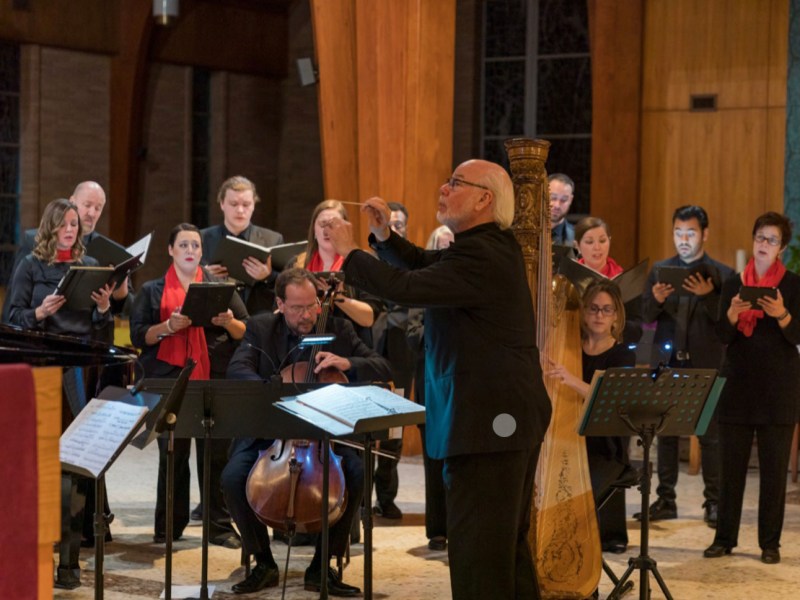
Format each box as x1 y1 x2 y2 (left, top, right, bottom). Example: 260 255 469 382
278 399 353 436
126 231 153 265
293 384 424 427
60 399 148 478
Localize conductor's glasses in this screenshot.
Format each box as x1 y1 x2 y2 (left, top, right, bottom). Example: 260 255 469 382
586 304 616 316
446 177 490 191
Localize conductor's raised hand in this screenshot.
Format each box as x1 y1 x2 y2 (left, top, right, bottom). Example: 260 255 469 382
325 217 358 258
314 351 351 374
362 197 392 241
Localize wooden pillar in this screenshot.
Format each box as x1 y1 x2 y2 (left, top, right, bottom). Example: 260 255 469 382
588 0 644 268
109 3 153 244
311 0 456 246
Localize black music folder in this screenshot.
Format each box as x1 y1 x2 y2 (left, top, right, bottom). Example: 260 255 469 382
655 263 718 295
738 285 778 304
210 237 308 284
558 256 650 303
86 231 153 268
55 266 114 311
179 282 236 327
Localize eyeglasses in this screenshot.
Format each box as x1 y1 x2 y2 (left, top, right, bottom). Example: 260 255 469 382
388 220 407 231
585 304 616 316
285 300 321 316
446 177 490 191
754 234 781 247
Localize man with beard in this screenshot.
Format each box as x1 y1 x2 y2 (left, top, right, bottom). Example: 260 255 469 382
637 205 734 527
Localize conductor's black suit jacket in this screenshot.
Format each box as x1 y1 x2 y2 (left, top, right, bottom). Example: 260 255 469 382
343 222 552 460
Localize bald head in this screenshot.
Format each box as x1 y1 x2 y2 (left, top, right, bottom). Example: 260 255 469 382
437 159 514 233
70 181 106 234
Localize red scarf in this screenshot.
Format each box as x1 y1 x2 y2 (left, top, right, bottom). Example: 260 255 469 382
307 250 344 273
56 248 73 262
736 257 786 337
156 265 210 380
579 256 624 278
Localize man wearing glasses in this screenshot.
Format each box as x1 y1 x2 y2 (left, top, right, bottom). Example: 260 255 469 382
325 159 553 600
222 268 390 596
638 205 733 527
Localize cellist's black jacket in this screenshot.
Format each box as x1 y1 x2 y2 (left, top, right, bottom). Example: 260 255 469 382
226 312 392 450
343 223 552 460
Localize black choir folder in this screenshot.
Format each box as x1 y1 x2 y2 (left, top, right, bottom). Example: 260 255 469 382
210 236 308 284
55 255 144 311
278 384 426 437
656 264 719 295
179 282 236 327
60 398 149 479
558 256 650 303
85 231 153 269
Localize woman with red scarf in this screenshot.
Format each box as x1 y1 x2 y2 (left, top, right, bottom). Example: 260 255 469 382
5 198 113 589
6 198 113 335
704 212 800 565
573 216 642 343
130 223 247 546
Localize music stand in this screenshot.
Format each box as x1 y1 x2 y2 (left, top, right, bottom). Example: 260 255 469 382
579 366 725 600
89 385 162 600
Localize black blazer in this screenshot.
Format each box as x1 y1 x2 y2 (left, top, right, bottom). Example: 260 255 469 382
2 229 131 325
343 223 552 460
641 253 734 369
227 312 392 384
200 223 284 316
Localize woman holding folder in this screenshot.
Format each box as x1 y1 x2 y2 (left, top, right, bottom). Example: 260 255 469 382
4 197 114 589
704 212 800 565
5 197 113 335
130 222 247 547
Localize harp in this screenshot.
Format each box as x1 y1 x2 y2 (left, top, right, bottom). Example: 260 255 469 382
506 138 602 599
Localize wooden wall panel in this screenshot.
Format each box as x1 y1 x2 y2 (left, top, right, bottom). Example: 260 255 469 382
589 0 644 269
639 0 787 271
313 0 455 246
639 109 782 268
643 0 771 110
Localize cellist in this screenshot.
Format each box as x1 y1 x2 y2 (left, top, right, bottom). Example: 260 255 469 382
221 268 391 596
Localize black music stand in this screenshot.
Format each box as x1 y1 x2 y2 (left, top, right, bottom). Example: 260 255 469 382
59 383 169 600
138 380 425 600
87 385 163 600
137 361 197 600
579 366 725 600
139 378 327 600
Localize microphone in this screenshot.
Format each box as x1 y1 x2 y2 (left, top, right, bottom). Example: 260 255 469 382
244 342 280 380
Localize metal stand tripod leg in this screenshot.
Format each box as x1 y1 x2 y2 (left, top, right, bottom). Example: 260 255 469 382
608 429 673 600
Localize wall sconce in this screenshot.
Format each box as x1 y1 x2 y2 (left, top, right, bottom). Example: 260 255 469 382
153 0 179 26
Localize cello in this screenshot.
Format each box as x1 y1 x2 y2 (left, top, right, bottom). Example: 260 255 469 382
245 275 348 536
506 138 602 599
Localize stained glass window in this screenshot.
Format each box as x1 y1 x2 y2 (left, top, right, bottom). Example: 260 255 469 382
481 0 591 214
